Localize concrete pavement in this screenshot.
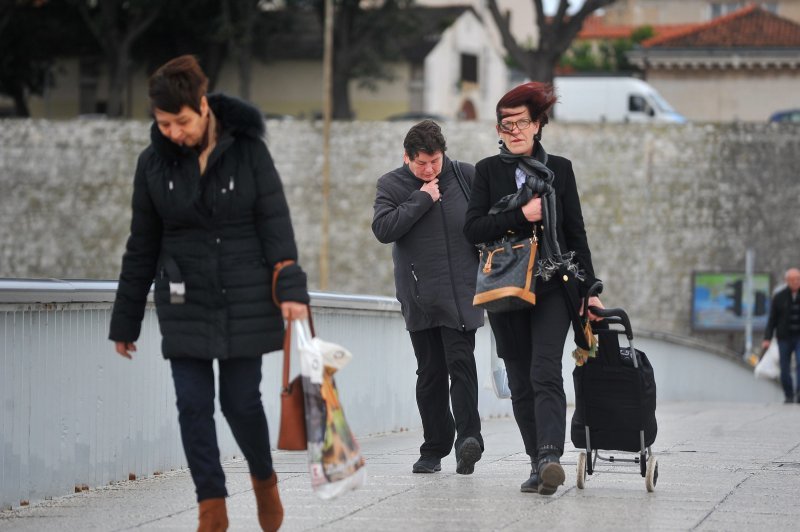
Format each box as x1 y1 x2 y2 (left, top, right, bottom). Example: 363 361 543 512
2 401 800 531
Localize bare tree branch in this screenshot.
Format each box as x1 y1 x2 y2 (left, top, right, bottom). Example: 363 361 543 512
488 0 617 82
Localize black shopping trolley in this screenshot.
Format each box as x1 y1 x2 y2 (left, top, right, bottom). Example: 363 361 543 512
571 282 658 492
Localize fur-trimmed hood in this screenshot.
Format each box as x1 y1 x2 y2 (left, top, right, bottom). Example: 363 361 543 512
149 93 265 161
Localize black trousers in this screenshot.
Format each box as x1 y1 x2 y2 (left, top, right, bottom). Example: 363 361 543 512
408 326 483 458
170 357 273 502
489 289 571 460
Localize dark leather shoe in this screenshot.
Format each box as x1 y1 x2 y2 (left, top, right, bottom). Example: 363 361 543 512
537 454 565 496
455 437 482 475
520 459 539 493
412 455 441 473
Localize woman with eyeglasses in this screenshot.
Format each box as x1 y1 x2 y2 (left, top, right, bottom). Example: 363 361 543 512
463 82 604 496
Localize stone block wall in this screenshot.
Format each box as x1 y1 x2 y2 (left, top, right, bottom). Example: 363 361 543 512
2 118 799 347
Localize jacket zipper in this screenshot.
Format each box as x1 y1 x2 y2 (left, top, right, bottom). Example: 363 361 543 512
439 197 467 331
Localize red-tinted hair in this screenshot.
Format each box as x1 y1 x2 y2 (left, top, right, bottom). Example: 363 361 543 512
496 82 557 126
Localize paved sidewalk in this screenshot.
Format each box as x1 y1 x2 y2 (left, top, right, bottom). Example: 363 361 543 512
2 402 800 531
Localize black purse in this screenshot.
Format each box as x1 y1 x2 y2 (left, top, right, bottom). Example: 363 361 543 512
473 231 538 313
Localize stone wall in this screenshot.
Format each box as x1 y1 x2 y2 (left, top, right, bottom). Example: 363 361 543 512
2 118 799 347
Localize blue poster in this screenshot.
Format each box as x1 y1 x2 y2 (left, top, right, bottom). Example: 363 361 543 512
692 272 771 331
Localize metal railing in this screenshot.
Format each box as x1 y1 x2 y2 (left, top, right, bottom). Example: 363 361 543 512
0 279 509 510
0 279 780 511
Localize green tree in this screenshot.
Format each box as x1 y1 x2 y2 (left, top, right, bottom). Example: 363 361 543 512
296 0 419 120
70 0 163 117
487 0 617 83
0 0 91 116
560 23 654 73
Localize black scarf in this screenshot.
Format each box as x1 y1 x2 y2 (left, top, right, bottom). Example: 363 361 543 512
493 142 584 282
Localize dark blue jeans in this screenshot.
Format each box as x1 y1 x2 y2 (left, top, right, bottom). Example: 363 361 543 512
170 357 273 502
777 337 800 401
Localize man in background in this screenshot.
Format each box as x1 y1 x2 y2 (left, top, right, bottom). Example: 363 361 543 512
763 268 800 403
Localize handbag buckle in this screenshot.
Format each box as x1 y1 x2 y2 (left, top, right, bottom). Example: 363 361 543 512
483 247 505 274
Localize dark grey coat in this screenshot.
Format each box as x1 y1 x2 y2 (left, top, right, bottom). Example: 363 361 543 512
372 157 484 332
109 94 308 360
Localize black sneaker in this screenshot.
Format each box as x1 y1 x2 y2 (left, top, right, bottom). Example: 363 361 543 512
537 454 565 496
412 455 441 473
455 437 482 475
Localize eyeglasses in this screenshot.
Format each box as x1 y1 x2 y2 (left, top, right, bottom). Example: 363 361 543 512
498 118 533 133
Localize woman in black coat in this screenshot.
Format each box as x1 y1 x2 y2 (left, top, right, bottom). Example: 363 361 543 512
109 55 307 531
463 82 603 496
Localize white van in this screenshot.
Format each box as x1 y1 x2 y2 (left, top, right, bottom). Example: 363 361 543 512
552 77 687 123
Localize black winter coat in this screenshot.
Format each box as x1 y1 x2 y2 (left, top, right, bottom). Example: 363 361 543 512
463 152 598 299
764 286 800 341
109 94 309 360
372 157 484 332
464 152 598 358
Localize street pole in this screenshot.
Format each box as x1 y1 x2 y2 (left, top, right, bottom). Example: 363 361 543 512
319 0 334 291
743 248 754 359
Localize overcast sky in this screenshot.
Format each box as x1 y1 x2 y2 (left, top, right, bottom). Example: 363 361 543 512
542 0 587 14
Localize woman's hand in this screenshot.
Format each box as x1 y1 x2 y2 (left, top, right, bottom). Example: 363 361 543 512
114 341 136 359
521 196 542 222
580 296 605 322
281 301 309 321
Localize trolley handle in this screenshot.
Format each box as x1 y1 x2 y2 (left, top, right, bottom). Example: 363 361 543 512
588 306 633 340
581 281 604 323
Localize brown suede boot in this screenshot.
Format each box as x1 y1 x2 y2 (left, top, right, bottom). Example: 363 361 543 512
252 472 284 531
197 497 228 532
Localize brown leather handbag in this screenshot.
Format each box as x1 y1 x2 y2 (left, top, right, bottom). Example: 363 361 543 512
273 259 313 451
277 322 307 450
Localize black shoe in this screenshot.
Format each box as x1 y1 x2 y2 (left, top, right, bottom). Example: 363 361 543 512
520 460 539 493
537 454 565 496
455 437 482 475
784 397 794 404
412 455 441 473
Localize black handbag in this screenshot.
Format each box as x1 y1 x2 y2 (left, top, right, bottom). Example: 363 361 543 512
473 231 538 313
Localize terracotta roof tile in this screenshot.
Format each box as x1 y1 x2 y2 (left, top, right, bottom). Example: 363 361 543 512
577 14 698 41
642 4 800 48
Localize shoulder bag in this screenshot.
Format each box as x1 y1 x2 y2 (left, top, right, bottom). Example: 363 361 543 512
473 231 538 313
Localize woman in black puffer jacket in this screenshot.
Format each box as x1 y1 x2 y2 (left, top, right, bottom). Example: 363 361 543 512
109 55 306 531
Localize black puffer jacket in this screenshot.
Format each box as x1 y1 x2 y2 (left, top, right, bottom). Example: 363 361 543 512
109 94 308 360
372 157 484 332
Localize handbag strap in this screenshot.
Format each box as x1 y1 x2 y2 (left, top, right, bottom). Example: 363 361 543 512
451 160 470 201
281 309 315 391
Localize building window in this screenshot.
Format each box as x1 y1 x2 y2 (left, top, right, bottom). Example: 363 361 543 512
710 2 777 18
460 53 478 84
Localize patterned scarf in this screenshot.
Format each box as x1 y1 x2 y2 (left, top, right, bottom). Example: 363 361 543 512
493 142 584 282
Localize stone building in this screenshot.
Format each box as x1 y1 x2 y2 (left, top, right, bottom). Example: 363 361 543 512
627 5 800 121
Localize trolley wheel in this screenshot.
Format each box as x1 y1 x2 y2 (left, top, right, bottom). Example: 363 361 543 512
576 452 587 489
645 455 658 492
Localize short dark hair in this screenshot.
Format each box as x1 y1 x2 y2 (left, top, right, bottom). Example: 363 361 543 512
496 82 557 141
403 120 447 160
148 55 209 114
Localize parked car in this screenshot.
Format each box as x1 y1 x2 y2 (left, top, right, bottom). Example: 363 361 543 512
768 109 800 123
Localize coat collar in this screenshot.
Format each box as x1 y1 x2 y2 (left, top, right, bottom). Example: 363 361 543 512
150 93 265 162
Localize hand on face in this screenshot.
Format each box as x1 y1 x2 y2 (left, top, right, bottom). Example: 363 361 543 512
405 151 443 183
420 178 440 201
